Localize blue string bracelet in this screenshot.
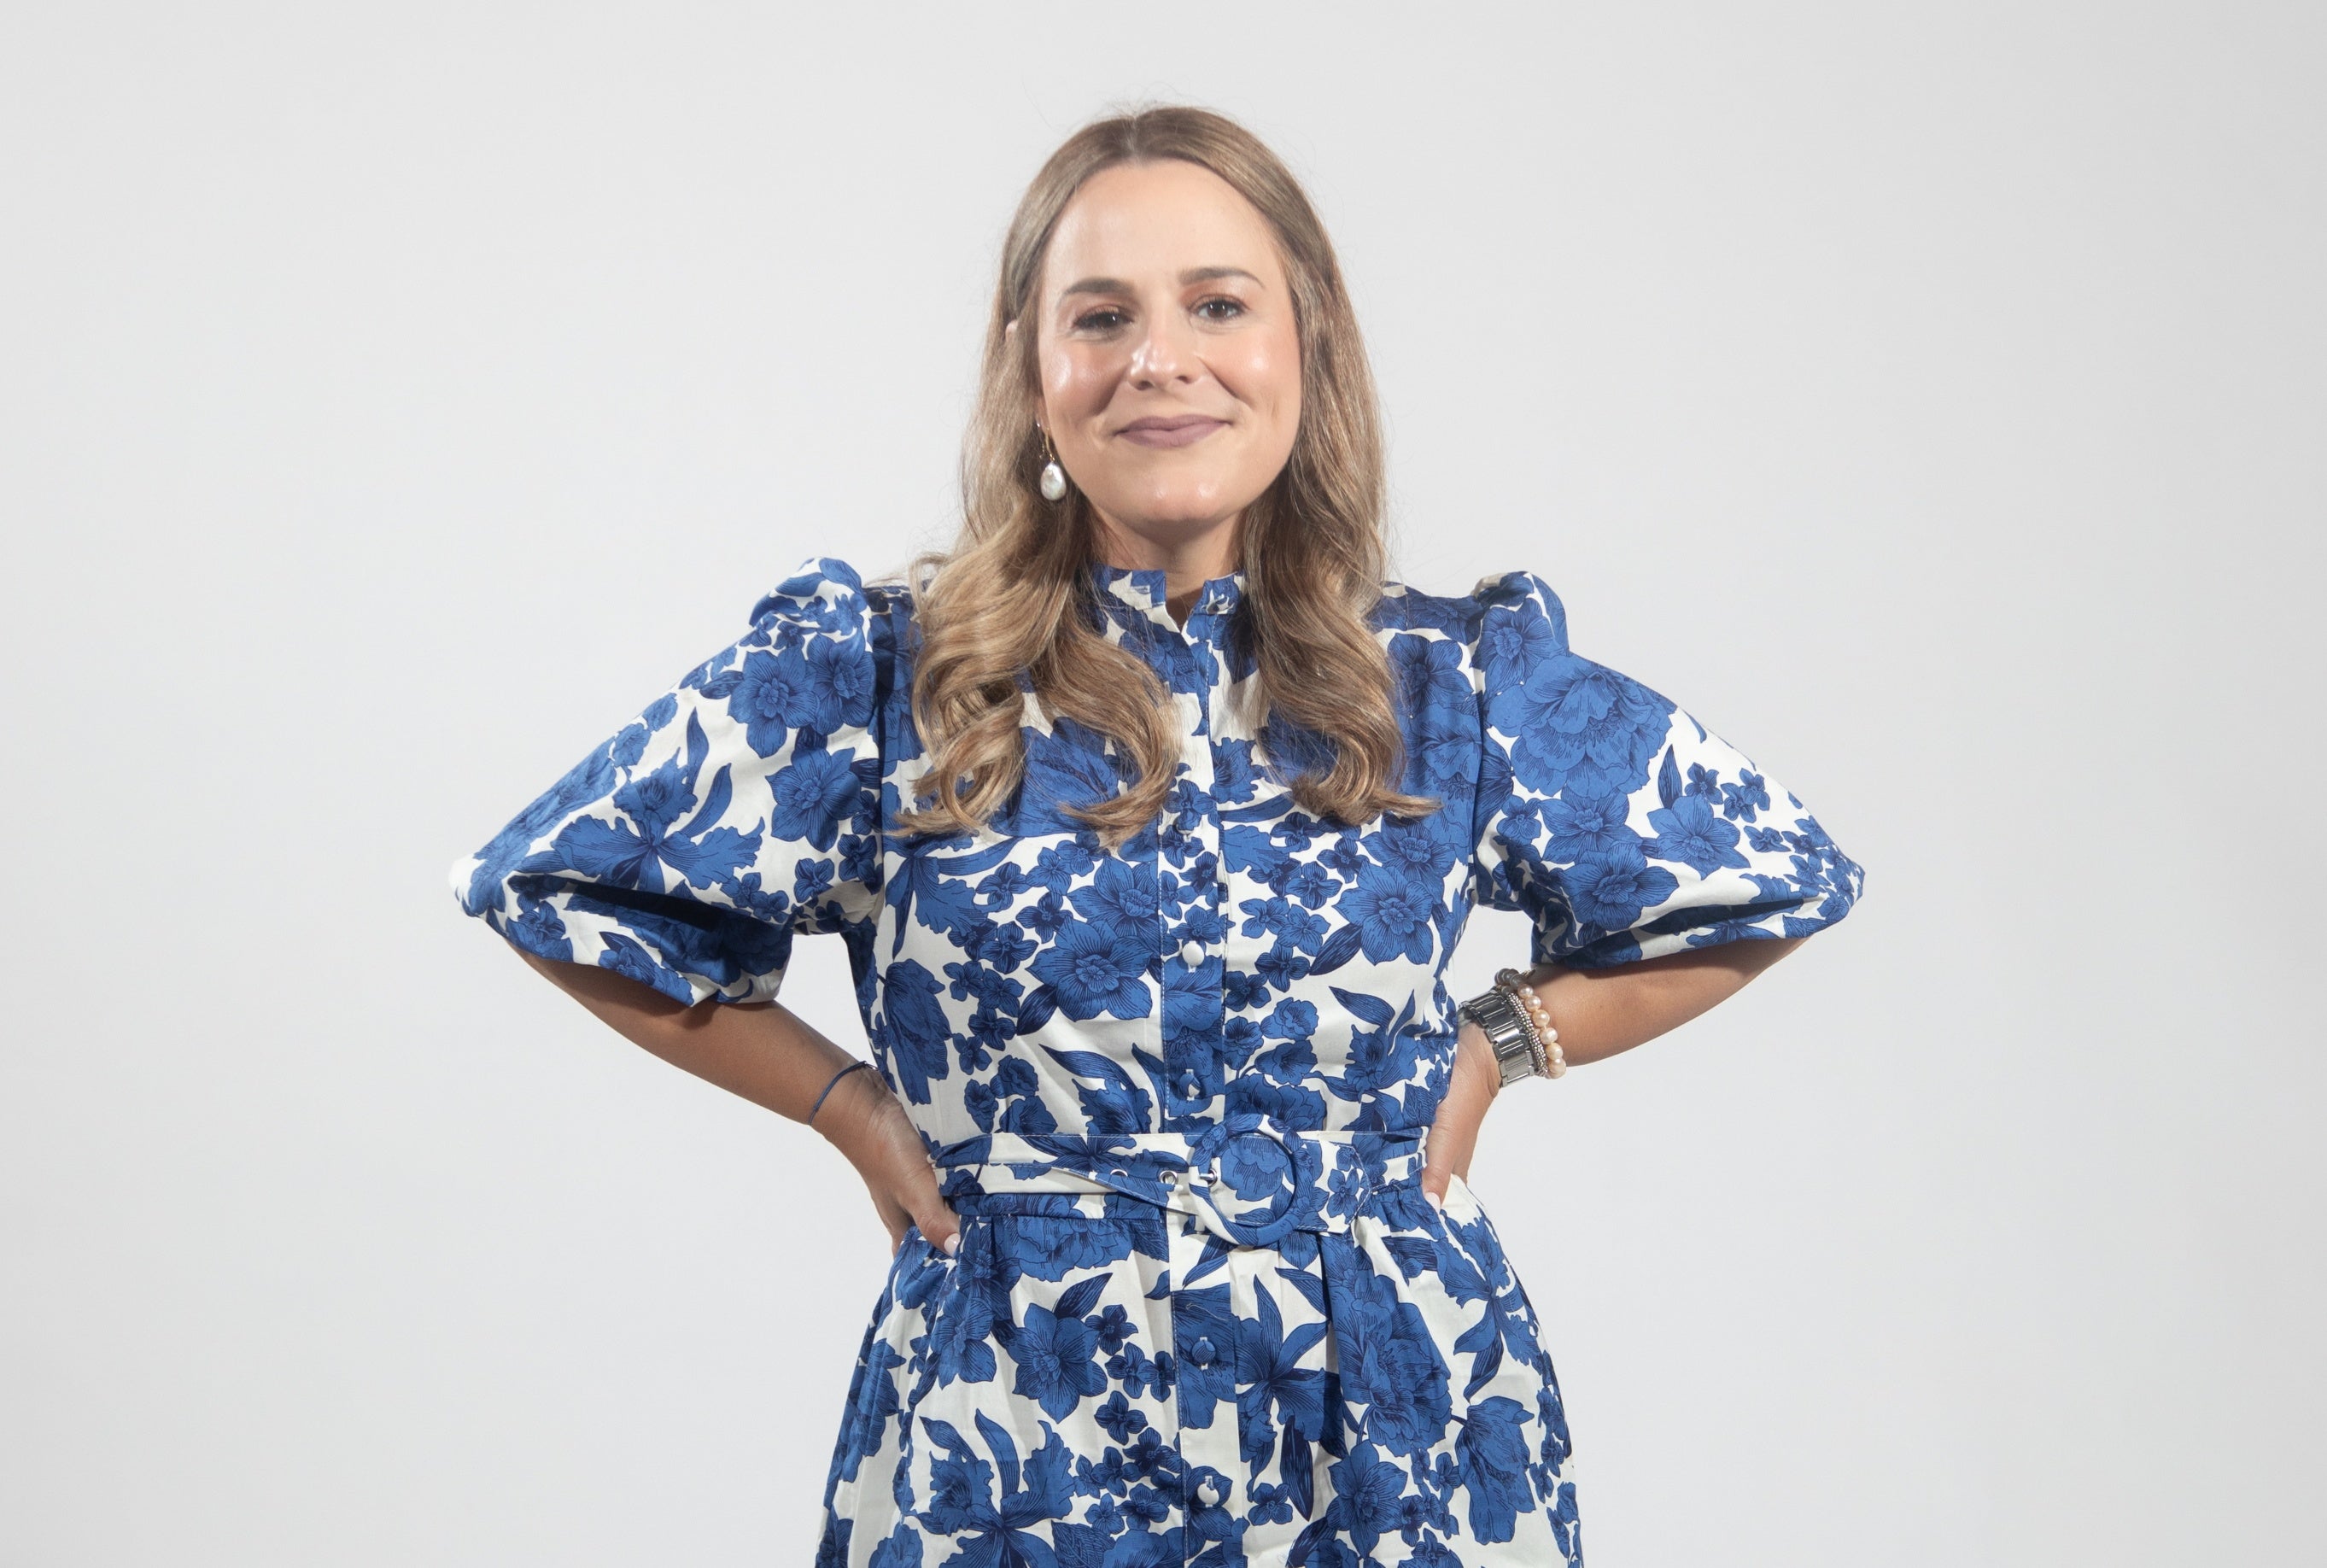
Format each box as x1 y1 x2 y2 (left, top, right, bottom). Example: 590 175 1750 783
808 1060 873 1126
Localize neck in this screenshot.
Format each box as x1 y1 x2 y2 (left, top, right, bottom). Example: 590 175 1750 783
1090 511 1242 623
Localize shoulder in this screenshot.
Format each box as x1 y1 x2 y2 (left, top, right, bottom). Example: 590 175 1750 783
745 555 875 633
1373 570 1571 668
667 557 899 730
735 554 917 664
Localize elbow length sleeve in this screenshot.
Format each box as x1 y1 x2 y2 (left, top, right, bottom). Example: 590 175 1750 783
1466 569 1864 969
446 557 886 1006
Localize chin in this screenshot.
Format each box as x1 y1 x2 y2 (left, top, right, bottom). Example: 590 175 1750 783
1108 482 1253 534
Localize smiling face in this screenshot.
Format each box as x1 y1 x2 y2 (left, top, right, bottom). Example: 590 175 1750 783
1032 159 1303 566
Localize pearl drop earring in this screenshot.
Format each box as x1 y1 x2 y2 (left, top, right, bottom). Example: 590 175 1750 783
1038 428 1067 502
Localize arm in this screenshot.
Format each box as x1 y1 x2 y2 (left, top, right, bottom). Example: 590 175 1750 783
513 951 960 1255
1510 933 1806 1069
1420 934 1807 1205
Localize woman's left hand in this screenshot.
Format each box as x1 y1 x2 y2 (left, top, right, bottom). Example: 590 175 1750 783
1421 1021 1503 1209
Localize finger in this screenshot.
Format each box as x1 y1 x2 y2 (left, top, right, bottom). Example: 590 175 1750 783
1449 1067 1489 1185
827 1074 938 1253
1421 1116 1470 1212
874 1190 910 1253
1420 1163 1449 1210
1424 1033 1499 1209
1422 1092 1476 1210
904 1167 960 1256
893 1154 958 1255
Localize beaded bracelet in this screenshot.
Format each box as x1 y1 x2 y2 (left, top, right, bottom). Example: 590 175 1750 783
1494 968 1569 1079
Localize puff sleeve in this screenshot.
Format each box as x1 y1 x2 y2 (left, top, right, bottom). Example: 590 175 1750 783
1467 570 1863 968
446 557 886 1006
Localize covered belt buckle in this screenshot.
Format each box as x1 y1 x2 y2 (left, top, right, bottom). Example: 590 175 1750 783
1186 1115 1314 1249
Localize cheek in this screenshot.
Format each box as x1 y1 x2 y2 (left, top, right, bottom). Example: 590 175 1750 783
1214 328 1303 433
1042 347 1118 424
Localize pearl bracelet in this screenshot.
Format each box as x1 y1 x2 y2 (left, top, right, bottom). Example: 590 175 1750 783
1494 968 1568 1078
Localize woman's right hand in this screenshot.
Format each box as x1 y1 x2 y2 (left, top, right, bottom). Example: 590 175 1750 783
810 1063 961 1256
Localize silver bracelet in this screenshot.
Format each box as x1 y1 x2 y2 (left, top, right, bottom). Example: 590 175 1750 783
1459 974 1553 1086
1461 958 1573 1079
1494 968 1567 1079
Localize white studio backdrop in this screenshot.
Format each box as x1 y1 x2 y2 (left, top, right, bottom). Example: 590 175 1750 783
3 4 2320 1564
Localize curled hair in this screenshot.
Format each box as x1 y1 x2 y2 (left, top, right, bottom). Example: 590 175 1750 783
897 104 1435 846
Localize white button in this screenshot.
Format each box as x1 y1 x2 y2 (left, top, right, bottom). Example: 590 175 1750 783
1179 940 1204 968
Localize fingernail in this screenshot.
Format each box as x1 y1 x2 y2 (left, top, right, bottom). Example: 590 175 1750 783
940 1232 959 1256
1424 1189 1444 1211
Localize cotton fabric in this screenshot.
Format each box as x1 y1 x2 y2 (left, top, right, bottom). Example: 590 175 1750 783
447 557 1863 1565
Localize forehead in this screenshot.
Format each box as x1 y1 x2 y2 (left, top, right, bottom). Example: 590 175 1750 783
1042 159 1283 293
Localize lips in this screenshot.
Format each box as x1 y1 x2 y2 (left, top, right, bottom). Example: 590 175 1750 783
1115 413 1228 449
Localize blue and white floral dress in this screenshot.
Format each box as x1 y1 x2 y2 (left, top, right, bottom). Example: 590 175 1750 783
448 557 1862 1566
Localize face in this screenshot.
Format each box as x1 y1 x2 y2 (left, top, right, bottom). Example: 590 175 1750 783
1031 159 1302 564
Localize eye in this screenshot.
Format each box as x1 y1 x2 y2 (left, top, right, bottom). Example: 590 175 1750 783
1073 307 1130 332
1194 295 1247 323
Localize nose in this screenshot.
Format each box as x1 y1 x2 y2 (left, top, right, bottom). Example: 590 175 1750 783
1127 309 1200 390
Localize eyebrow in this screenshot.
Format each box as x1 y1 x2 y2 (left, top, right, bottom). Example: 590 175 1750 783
1056 266 1266 300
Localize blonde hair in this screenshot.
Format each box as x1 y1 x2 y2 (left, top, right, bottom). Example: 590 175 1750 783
897 104 1435 847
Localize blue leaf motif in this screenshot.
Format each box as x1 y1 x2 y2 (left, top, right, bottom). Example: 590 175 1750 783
447 556 1858 1565
1014 984 1060 1037
1308 922 1365 976
1330 986 1395 1029
1055 1275 1108 1321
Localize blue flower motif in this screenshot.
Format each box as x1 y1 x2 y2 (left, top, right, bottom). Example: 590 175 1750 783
1337 861 1439 964
1321 1442 1410 1555
1488 651 1672 799
1563 844 1681 936
1539 791 1632 857
451 557 1859 1562
1031 919 1155 1021
1013 1217 1138 1282
1073 856 1161 929
1094 1390 1148 1442
1722 768 1770 821
1238 896 1327 952
1644 793 1751 875
1107 1340 1170 1402
714 629 873 754
999 1303 1108 1420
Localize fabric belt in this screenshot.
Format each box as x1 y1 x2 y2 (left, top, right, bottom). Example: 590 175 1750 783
929 1114 1426 1249
926 1115 1435 1543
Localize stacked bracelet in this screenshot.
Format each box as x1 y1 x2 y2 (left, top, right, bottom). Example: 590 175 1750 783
1494 968 1568 1079
1459 968 1568 1086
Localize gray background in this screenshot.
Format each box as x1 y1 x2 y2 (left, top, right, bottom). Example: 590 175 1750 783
5 3 2320 1563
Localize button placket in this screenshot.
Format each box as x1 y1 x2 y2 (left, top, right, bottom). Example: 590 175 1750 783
1161 598 1230 1118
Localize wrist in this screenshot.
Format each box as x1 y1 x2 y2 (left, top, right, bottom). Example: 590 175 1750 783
1495 968 1567 1079
804 1056 870 1126
1458 1021 1506 1101
1457 968 1567 1085
808 1059 886 1154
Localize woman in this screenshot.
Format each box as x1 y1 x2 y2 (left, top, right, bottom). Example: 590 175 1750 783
448 106 1862 1566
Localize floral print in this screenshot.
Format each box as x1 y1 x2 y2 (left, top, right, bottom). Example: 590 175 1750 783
447 557 1863 1565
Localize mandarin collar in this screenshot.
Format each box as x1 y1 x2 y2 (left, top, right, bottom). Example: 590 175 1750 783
1090 560 1248 623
